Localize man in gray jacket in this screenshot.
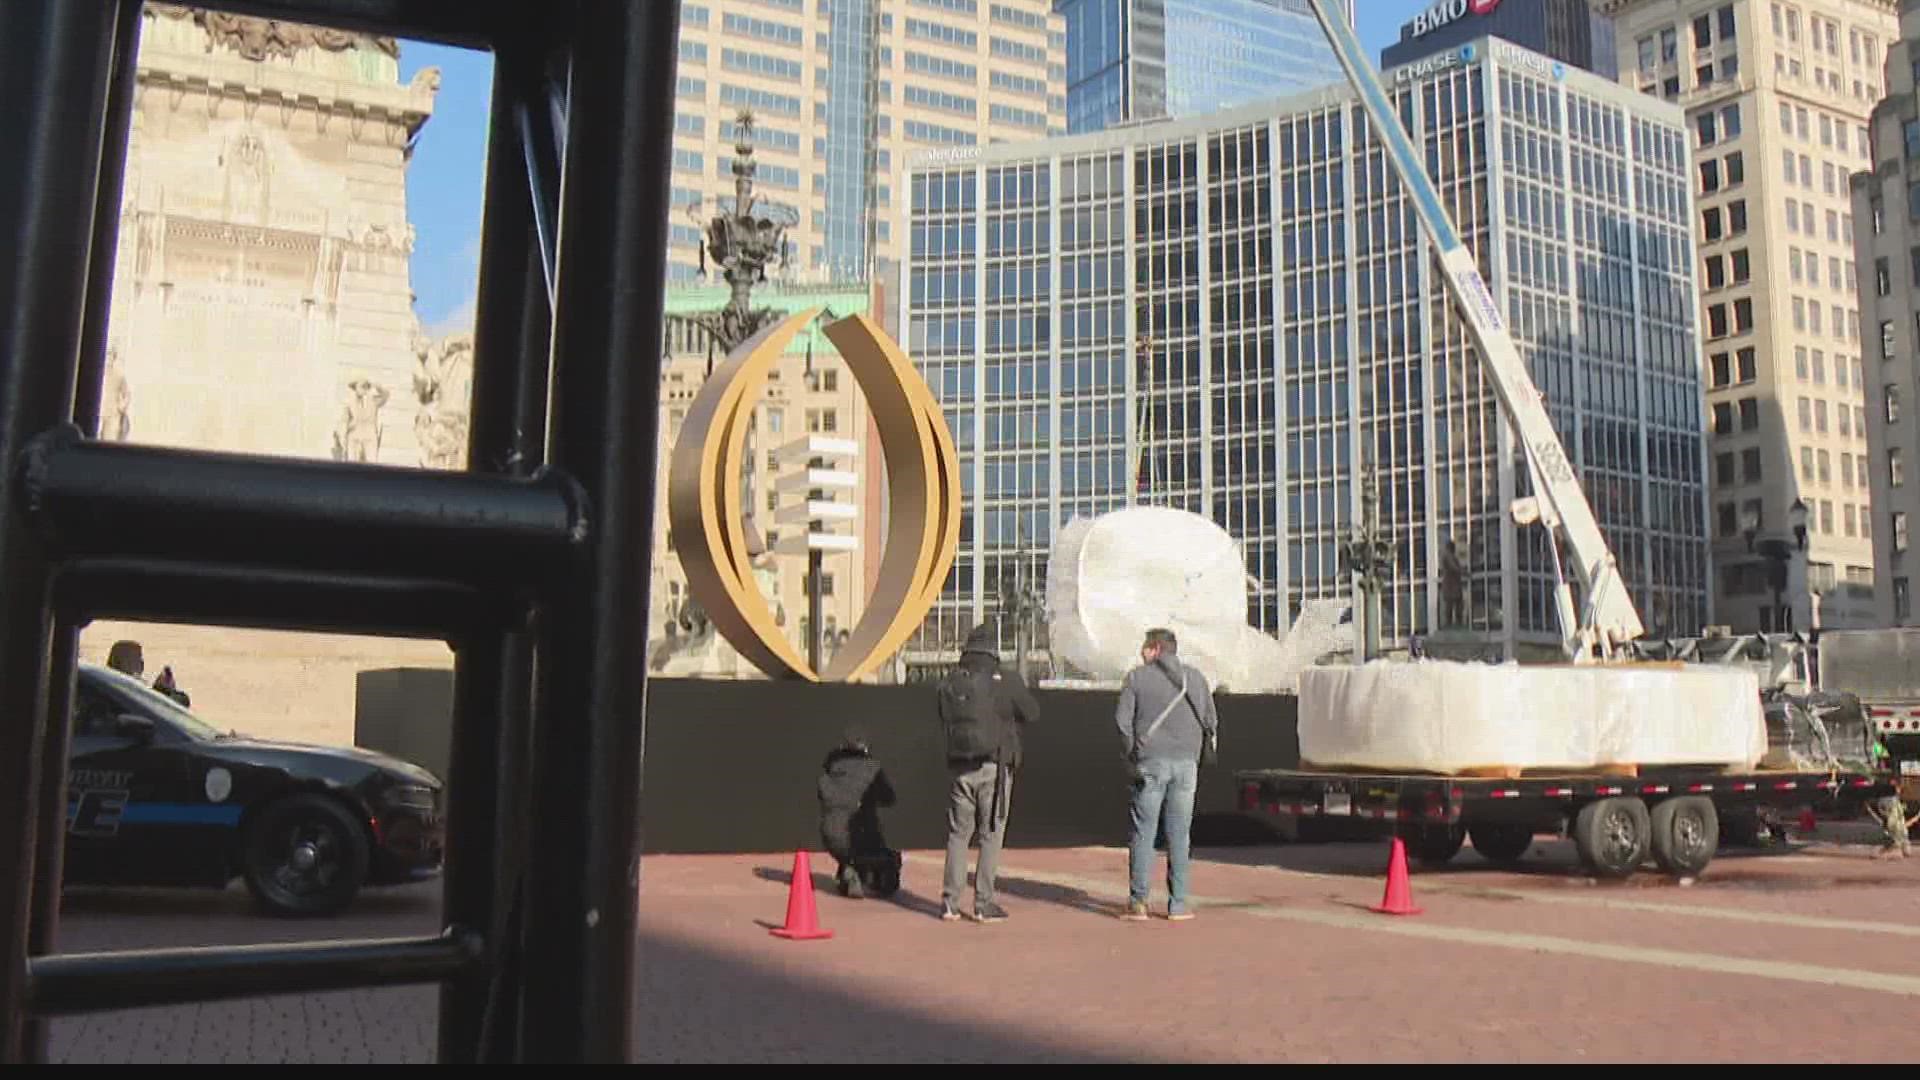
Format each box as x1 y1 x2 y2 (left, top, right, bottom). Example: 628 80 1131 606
1114 628 1217 921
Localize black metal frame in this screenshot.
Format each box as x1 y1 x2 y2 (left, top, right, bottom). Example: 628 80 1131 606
0 0 680 1063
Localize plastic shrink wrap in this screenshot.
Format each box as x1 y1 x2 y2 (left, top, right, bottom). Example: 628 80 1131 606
1045 507 1349 692
1297 660 1767 773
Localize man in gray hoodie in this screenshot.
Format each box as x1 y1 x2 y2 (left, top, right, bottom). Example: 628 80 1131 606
1115 628 1217 921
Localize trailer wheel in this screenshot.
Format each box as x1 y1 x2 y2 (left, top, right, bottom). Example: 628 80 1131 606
1573 797 1650 879
1398 823 1466 868
1467 822 1535 864
1649 796 1718 879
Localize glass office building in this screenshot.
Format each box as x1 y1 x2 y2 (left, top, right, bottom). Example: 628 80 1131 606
901 38 1712 661
1059 0 1350 134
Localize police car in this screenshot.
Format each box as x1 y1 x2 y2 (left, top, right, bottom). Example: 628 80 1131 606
64 662 445 916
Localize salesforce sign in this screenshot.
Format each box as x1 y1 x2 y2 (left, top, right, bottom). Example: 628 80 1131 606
1411 0 1502 39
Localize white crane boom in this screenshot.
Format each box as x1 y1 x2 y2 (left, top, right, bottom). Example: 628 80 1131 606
1303 0 1645 659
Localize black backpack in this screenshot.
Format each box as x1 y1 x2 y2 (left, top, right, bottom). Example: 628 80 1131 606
939 667 1003 762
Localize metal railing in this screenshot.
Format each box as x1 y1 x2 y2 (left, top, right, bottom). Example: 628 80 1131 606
0 0 683 1063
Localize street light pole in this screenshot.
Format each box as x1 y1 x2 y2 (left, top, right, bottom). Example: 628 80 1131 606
1342 463 1395 662
807 548 823 674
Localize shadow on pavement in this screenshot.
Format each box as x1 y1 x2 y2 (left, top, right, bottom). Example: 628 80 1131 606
634 929 1149 1064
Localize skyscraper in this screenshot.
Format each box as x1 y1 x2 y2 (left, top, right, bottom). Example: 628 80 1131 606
669 0 1066 285
1381 0 1619 79
1849 0 1919 627
1058 0 1349 135
902 38 1713 662
1603 0 1896 632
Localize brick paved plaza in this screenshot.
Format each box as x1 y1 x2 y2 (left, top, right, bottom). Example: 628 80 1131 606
46 829 1920 1063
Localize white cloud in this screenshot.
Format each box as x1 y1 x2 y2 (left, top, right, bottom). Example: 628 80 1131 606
426 296 476 339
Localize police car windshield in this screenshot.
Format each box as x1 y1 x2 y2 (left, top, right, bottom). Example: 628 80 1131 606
90 665 224 742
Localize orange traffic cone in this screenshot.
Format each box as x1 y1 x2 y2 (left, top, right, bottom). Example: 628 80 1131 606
1371 836 1423 916
1797 808 1818 835
770 850 834 941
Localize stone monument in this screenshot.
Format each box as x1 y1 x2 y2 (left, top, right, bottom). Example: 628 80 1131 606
77 7 454 747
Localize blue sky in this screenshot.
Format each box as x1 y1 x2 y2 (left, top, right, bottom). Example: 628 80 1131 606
397 2 1429 335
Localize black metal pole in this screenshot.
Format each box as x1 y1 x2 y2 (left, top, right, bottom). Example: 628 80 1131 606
0 0 120 1063
438 33 548 1064
475 221 552 1066
519 0 679 1061
22 0 143 1060
808 548 824 674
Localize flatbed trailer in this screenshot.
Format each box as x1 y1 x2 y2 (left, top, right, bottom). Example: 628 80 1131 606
1234 766 1897 879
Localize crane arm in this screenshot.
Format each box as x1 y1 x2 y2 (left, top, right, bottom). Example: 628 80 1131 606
1303 1 1644 656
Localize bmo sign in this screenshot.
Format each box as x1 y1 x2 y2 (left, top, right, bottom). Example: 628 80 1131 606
1411 0 1501 38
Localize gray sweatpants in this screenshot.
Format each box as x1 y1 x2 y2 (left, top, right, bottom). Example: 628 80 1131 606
942 760 1012 906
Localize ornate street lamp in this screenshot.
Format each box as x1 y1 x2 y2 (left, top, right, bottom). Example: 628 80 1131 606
1342 463 1395 662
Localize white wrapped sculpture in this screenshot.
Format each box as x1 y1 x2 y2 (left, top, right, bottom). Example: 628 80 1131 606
1298 661 1768 774
1045 507 1348 692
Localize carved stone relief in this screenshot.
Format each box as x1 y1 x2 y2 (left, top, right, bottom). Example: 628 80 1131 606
101 346 132 442
332 377 389 463
151 4 401 60
412 333 472 469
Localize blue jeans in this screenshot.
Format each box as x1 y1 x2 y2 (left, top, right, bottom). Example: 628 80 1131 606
1128 757 1198 913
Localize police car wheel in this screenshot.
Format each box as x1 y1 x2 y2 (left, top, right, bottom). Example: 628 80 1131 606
241 794 370 917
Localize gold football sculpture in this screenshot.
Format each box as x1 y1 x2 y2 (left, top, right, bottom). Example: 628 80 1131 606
666 310 961 682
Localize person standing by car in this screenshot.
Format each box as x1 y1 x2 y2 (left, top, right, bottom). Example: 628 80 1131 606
936 624 1039 924
105 639 191 706
1115 628 1217 922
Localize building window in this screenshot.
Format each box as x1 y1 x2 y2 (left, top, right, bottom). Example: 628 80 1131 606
1739 397 1760 431
1896 514 1911 554
1896 578 1911 622
820 573 834 597
1892 448 1906 488
1705 255 1725 288
1713 401 1735 435
1734 298 1753 332
1719 502 1739 537
1711 352 1730 387
1730 200 1748 234
1801 446 1815 480
1743 447 1763 482
1732 250 1751 284
1717 452 1736 485
1883 320 1897 360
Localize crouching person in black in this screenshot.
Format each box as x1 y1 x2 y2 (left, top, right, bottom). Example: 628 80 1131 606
818 730 901 899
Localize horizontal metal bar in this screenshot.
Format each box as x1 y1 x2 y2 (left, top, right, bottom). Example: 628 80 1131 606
55 557 522 641
22 427 585 588
26 929 484 1016
191 0 497 49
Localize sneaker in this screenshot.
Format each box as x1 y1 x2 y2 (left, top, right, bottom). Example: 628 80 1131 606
972 901 1009 923
1166 907 1195 922
1119 900 1150 922
940 900 963 922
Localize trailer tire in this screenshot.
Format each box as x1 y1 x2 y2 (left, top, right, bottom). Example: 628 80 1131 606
1468 822 1535 864
1649 796 1717 879
1573 797 1650 879
1399 823 1466 868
